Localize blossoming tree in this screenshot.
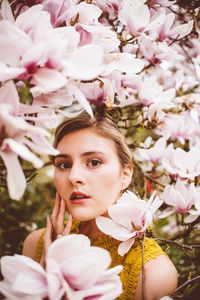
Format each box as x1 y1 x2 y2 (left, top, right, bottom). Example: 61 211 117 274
1 0 200 298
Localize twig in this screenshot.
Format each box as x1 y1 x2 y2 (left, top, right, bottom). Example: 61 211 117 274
144 175 166 189
153 237 200 251
142 231 146 300
169 275 200 296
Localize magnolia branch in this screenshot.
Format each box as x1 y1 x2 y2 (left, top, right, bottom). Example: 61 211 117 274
169 275 200 297
153 237 200 251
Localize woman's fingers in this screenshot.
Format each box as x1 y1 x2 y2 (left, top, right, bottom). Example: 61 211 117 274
51 192 61 224
40 217 53 268
57 198 66 231
62 214 73 235
50 193 72 239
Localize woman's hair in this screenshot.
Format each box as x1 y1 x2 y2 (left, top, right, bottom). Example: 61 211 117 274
53 114 133 168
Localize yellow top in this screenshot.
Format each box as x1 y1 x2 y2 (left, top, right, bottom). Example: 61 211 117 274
35 220 166 300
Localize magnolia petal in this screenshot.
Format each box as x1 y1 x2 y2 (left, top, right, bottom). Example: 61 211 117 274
158 209 174 219
146 12 165 31
21 41 47 70
0 104 50 137
81 275 123 300
0 62 26 82
61 247 111 290
100 78 114 109
103 54 144 76
99 265 123 281
63 45 104 80
1 255 46 281
56 108 84 118
16 4 52 33
13 272 47 296
118 238 135 256
0 20 32 66
2 138 43 169
47 234 90 263
30 68 67 97
23 134 59 156
96 216 131 241
148 192 163 214
46 271 64 300
0 281 32 300
67 83 93 117
0 0 15 23
0 81 19 114
185 210 200 223
63 2 102 26
0 150 26 200
169 20 193 39
0 255 47 297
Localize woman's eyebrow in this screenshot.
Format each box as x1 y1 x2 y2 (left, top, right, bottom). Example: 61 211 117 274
81 151 106 157
53 151 106 160
53 154 70 160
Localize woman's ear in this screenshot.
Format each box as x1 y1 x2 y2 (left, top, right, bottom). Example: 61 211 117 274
121 164 133 190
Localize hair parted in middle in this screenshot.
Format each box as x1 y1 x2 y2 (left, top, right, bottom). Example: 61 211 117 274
53 113 133 169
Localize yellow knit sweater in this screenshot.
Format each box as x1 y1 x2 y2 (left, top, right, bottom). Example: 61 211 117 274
35 221 166 300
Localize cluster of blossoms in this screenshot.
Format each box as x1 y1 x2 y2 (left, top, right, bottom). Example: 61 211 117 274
0 234 123 299
0 0 200 228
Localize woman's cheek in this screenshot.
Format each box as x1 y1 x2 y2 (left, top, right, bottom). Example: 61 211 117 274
54 171 62 191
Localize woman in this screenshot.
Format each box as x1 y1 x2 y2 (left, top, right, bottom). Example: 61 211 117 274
23 114 178 300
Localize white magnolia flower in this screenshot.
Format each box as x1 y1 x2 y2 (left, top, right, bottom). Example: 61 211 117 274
0 234 123 300
96 190 162 256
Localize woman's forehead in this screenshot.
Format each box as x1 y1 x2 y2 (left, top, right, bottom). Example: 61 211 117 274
56 128 117 154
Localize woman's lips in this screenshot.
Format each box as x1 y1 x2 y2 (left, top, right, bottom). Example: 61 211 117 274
70 191 90 204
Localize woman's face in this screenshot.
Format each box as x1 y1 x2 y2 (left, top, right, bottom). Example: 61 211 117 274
54 128 132 221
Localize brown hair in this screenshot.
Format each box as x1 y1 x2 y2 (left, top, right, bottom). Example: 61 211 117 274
53 114 133 168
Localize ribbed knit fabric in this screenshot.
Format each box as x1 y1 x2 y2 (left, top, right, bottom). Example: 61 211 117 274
35 220 166 300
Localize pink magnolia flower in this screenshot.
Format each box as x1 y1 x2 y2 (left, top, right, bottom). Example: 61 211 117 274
138 75 175 107
96 190 162 256
185 186 200 223
0 81 59 200
95 0 122 19
159 179 196 218
158 13 193 41
75 24 120 52
35 0 77 27
158 114 198 143
135 137 168 165
0 234 123 300
80 81 107 107
0 254 48 300
48 1 102 27
162 146 200 180
102 53 144 76
161 216 184 236
118 0 165 37
0 4 68 93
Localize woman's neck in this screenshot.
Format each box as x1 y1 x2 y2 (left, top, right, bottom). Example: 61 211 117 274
80 219 104 240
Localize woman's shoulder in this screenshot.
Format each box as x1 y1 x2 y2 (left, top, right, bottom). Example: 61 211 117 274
22 228 45 260
133 238 178 300
135 254 178 300
125 237 166 265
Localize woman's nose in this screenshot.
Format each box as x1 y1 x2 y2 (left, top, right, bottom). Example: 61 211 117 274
68 163 85 185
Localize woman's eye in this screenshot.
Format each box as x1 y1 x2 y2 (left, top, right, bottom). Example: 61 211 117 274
87 159 102 167
56 162 71 169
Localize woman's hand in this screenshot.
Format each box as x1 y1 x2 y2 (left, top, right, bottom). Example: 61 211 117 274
40 192 72 268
